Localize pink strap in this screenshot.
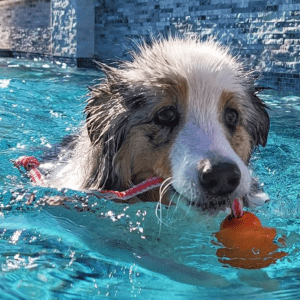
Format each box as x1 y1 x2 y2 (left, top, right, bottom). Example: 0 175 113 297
92 176 164 200
13 156 164 201
14 156 40 171
232 198 244 218
13 156 45 185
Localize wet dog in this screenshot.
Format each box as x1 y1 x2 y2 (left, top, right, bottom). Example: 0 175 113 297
48 37 270 212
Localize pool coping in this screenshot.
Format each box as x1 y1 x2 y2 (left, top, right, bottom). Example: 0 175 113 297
0 49 97 68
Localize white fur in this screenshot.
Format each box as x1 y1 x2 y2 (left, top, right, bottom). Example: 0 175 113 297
44 37 268 211
171 120 251 205
143 39 252 206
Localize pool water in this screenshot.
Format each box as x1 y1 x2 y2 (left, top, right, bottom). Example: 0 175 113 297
1 57 300 299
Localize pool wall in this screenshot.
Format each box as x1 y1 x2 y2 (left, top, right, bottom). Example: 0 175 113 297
0 0 51 56
0 0 299 92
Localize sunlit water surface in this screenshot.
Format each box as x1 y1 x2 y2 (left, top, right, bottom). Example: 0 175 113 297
1 57 300 299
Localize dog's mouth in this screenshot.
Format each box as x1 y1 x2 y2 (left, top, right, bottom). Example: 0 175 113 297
186 195 232 212
168 185 247 213
183 190 246 212
167 177 267 212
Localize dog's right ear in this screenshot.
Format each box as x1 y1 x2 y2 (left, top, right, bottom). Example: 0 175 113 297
86 110 96 144
85 91 106 145
85 62 119 145
84 63 134 190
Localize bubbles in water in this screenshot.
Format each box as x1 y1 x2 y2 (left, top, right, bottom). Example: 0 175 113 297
1 61 300 298
0 79 11 88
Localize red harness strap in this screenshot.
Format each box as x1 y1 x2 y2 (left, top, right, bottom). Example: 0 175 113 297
91 176 164 200
13 156 45 185
13 156 164 201
232 198 244 218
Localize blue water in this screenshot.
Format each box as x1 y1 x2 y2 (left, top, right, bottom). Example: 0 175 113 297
1 57 300 299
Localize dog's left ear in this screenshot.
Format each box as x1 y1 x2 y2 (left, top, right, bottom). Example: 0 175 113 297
247 88 270 148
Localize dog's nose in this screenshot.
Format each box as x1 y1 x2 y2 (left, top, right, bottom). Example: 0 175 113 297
199 162 241 196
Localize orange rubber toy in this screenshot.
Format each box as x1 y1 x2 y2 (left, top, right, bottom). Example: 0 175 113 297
215 199 287 269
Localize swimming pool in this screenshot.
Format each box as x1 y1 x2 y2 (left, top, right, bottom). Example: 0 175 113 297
1 57 300 299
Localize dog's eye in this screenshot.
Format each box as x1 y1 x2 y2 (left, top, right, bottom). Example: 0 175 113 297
154 106 179 126
224 108 239 130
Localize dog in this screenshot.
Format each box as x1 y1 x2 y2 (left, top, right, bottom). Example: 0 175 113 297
47 37 270 212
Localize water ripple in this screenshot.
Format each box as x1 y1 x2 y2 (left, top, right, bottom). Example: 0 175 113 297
0 59 300 298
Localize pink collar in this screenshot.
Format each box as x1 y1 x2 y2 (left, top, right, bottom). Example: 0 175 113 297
13 156 163 201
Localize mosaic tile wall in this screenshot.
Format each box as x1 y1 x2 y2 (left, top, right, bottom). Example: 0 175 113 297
0 0 51 55
0 0 299 91
94 0 300 91
51 0 77 58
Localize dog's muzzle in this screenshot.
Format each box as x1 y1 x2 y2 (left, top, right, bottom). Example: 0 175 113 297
198 160 241 196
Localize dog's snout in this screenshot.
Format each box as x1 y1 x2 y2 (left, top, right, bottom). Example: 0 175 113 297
199 162 241 196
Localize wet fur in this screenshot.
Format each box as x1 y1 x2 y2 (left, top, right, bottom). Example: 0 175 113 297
51 37 270 210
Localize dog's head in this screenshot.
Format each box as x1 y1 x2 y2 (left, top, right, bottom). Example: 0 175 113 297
85 38 269 211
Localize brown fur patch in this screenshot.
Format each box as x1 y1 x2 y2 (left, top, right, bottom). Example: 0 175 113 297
113 124 173 204
113 78 189 204
114 140 132 190
230 126 252 163
218 90 240 112
155 76 189 111
130 127 172 180
218 90 252 164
